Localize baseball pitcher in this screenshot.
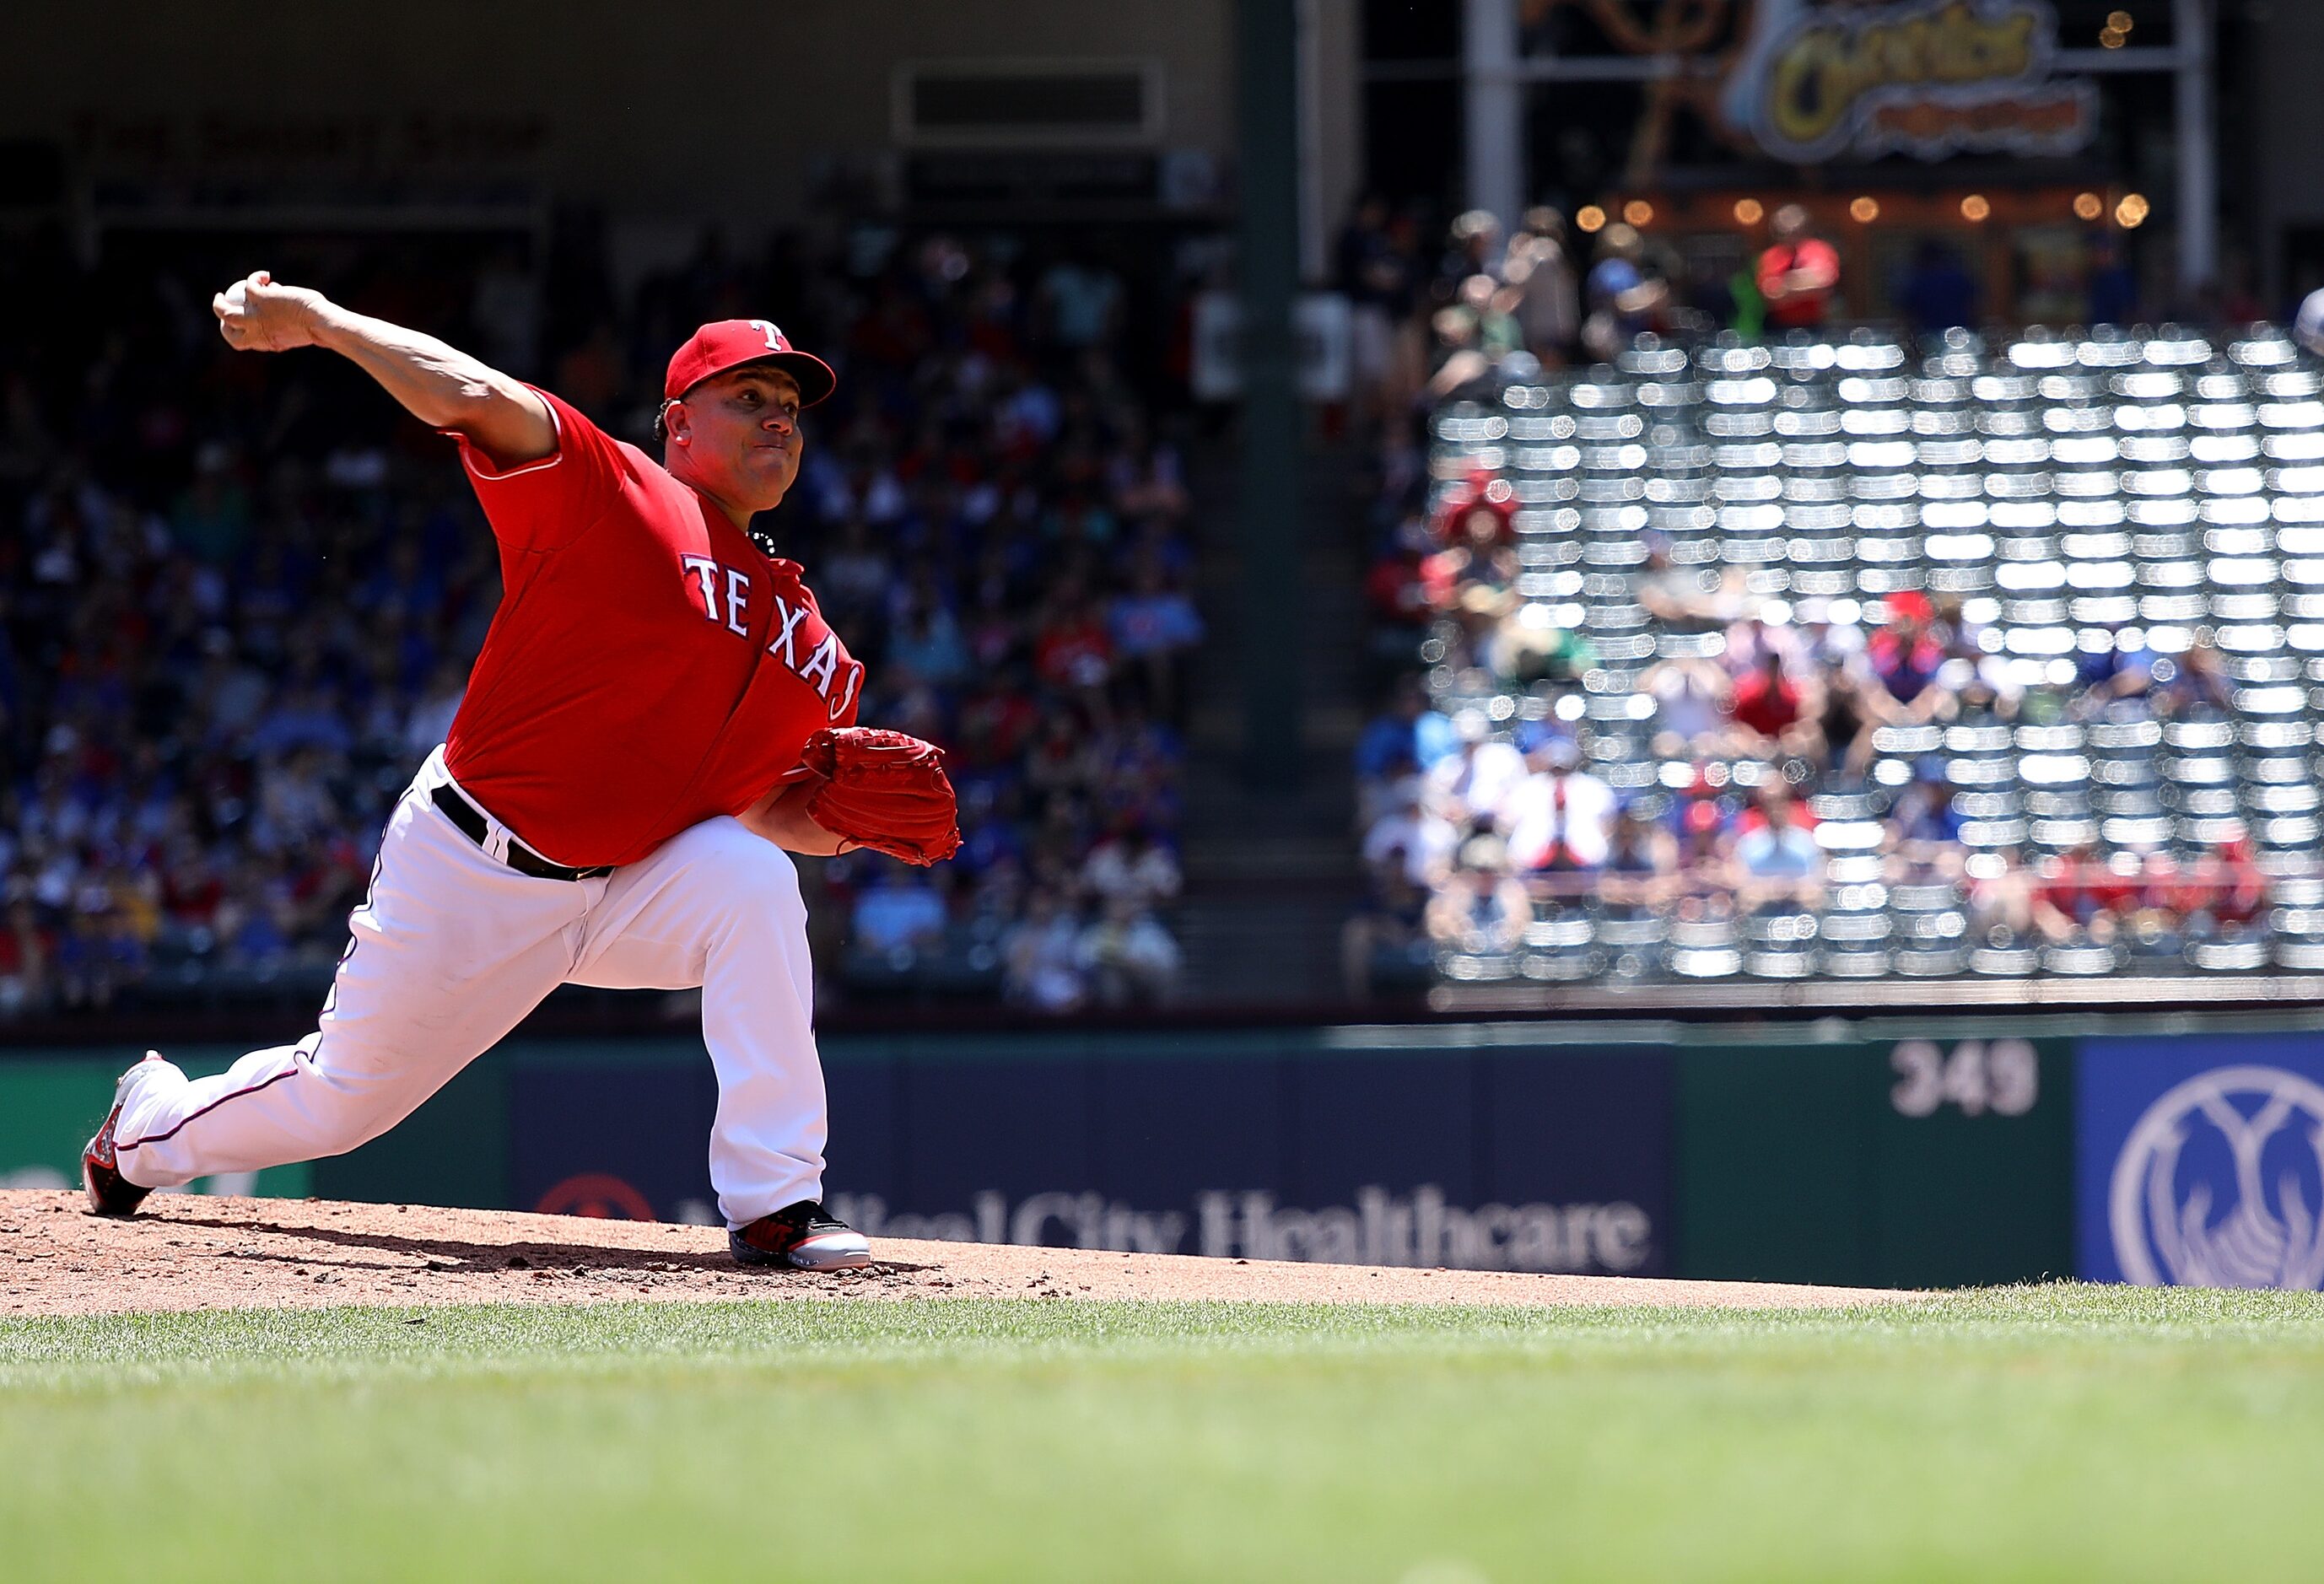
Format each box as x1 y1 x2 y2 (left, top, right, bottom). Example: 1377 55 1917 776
79 272 960 1269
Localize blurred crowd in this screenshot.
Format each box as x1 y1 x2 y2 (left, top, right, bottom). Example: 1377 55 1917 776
1335 197 2171 420
1348 563 2268 995
1335 198 2292 997
0 222 1199 1016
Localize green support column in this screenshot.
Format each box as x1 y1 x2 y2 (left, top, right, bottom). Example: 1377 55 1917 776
1237 0 1303 789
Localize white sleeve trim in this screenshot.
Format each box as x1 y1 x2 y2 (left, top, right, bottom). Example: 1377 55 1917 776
461 396 565 481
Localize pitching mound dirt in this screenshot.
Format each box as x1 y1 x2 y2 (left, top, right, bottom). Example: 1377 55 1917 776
0 1189 1914 1317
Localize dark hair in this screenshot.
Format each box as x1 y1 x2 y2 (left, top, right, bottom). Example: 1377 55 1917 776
652 399 675 445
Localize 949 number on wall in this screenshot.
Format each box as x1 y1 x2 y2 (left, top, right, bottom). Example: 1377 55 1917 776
1890 1039 2039 1118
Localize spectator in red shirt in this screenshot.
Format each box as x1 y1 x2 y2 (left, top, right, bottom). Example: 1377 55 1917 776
1421 482 1518 615
2175 836 2267 925
1674 796 1730 895
1033 579 1114 692
1756 205 1841 333
1428 472 1515 550
2034 842 2141 942
954 675 1041 771
0 897 51 1016
1865 593 1949 722
1728 651 1825 762
1367 516 1434 633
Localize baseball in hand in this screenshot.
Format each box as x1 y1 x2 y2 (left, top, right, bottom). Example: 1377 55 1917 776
212 271 326 353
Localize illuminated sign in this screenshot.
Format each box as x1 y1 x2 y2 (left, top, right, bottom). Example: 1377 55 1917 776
1721 0 2096 164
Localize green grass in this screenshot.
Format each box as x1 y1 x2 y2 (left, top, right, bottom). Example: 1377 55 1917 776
6 1287 2323 1582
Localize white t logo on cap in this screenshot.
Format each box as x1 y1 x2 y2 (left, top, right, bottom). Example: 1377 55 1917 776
749 319 785 351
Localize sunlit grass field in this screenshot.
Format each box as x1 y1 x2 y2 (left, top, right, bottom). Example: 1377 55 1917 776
7 1286 2322 1582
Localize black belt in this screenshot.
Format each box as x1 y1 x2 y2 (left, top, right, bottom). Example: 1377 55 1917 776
429 783 614 882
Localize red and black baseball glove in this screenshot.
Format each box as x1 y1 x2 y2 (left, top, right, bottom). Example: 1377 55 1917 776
796 727 962 866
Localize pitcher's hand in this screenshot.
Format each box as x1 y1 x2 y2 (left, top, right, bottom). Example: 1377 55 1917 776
213 271 330 353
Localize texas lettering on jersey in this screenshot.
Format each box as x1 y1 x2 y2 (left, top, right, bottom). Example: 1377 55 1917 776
677 552 865 722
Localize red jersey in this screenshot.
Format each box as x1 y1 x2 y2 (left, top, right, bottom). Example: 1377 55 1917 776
443 391 863 868
1756 238 1841 331
2040 854 2138 919
1729 670 1803 737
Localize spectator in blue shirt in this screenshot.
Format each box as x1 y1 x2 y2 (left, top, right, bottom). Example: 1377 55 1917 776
1355 678 1457 785
851 862 950 956
2076 628 2154 706
886 597 973 689
1891 776 1967 877
249 680 356 757
1108 562 1205 715
1898 240 1978 340
2087 234 2138 326
1732 786 1825 913
1583 224 1668 357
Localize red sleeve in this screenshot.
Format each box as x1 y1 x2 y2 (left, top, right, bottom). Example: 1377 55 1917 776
1755 245 1790 297
449 387 624 552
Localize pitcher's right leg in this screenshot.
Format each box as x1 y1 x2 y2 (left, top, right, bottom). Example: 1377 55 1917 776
111 758 594 1191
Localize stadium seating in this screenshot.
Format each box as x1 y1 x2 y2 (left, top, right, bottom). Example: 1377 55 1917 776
1417 325 2324 986
0 231 1192 1016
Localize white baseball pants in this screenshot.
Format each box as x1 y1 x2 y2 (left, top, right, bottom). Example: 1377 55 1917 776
113 746 828 1227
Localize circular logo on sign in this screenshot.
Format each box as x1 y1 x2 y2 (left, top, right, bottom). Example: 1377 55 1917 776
2109 1064 2324 1290
536 1172 657 1221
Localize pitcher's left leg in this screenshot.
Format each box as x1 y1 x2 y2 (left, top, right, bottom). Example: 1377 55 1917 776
568 817 828 1225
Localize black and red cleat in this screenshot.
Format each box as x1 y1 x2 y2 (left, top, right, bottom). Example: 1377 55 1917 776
728 1199 872 1271
82 1053 164 1217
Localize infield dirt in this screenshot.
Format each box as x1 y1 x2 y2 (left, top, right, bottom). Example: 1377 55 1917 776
0 1188 1913 1317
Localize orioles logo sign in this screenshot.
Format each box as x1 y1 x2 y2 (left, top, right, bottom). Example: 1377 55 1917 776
1721 0 2095 164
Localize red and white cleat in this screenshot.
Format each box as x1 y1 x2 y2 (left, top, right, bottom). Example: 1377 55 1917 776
728 1199 872 1270
82 1052 167 1217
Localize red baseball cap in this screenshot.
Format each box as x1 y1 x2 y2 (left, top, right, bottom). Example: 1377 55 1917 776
663 319 837 407
1885 590 1934 624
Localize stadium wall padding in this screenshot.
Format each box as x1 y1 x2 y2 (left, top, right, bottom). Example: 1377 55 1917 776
0 1049 315 1202
6 1015 2324 1289
1675 1036 2074 1287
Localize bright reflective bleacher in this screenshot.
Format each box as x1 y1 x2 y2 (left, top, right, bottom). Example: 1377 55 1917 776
1409 324 2324 988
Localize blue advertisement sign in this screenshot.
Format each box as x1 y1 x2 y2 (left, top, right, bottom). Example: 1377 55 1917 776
509 1062 720 1224
2078 1034 2324 1288
498 1037 1672 1273
824 1044 1673 1276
